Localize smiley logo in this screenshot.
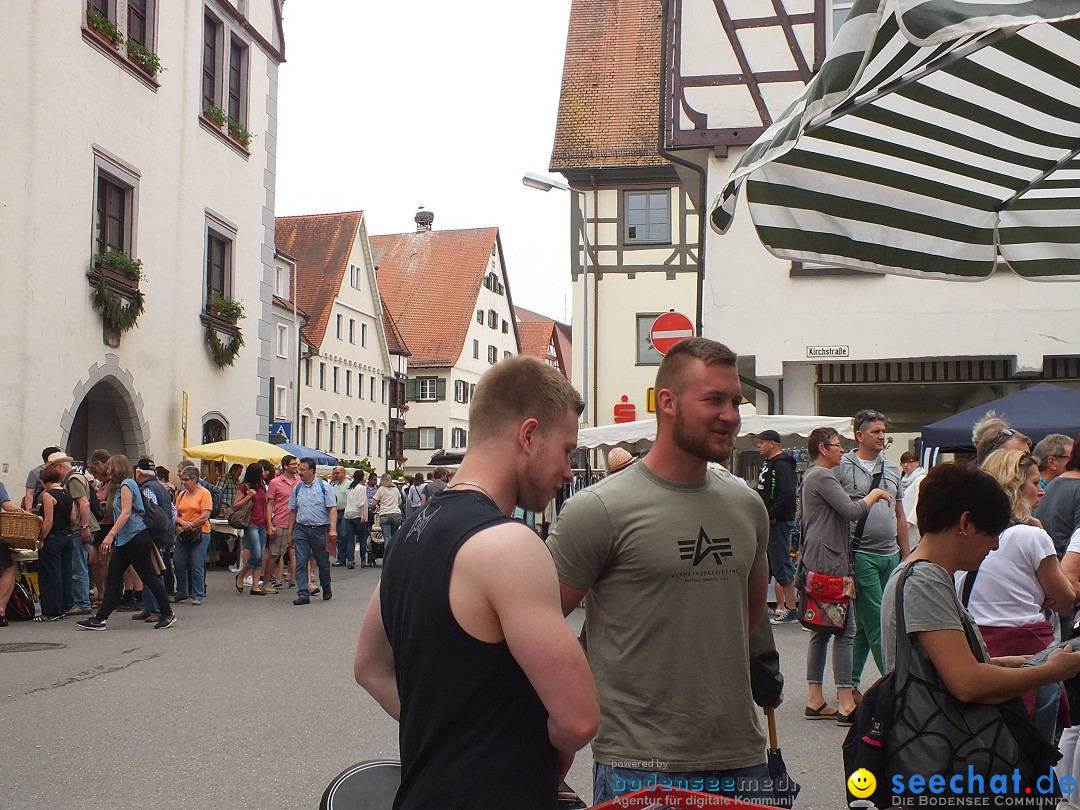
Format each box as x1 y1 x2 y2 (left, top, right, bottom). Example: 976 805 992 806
847 768 877 798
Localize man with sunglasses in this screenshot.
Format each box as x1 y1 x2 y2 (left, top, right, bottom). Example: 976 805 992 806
837 409 907 688
1032 434 1073 492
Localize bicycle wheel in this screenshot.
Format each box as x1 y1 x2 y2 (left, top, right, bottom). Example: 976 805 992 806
6 581 35 621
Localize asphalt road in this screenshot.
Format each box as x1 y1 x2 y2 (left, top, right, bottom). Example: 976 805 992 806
1 566 862 809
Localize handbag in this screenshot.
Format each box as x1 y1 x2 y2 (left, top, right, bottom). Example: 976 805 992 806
228 495 254 529
843 561 1061 808
798 570 852 635
178 528 202 544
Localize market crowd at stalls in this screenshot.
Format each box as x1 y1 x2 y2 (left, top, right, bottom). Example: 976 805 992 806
7 364 1080 807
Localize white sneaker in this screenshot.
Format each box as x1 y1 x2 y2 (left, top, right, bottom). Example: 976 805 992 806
244 575 253 586
228 564 241 573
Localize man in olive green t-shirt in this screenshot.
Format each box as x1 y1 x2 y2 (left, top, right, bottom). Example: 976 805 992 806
547 338 770 805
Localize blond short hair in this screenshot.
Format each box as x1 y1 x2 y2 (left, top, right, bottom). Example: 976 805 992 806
654 337 737 398
468 356 583 447
980 448 1038 524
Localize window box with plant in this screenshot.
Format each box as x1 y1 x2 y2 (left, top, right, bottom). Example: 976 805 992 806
90 249 143 291
203 105 228 127
227 118 254 150
127 40 165 79
85 3 123 46
205 293 244 325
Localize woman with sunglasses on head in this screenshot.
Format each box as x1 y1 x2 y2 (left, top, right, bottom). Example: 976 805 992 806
232 462 273 595
800 427 893 724
76 455 176 630
957 448 1077 741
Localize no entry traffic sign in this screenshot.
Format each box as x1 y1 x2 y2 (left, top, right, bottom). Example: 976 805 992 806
650 311 695 355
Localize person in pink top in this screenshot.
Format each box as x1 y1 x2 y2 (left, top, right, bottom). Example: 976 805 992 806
267 455 315 590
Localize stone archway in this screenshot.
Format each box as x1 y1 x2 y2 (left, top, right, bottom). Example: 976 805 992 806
62 356 149 464
201 412 229 444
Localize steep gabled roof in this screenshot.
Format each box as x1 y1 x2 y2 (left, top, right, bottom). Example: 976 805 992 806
274 211 363 350
370 228 504 368
550 0 667 170
517 321 556 361
380 298 410 357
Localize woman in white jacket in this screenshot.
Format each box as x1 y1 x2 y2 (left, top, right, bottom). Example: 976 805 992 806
900 452 928 551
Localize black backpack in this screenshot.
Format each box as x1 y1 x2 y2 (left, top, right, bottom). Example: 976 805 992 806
135 480 172 547
842 561 1060 808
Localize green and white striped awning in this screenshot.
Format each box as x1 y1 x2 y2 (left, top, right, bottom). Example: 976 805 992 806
712 0 1080 280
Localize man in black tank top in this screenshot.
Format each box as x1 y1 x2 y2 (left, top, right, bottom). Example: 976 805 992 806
355 357 598 810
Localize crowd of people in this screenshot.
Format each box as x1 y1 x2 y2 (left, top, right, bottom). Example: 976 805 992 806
346 346 1080 809
0 451 453 628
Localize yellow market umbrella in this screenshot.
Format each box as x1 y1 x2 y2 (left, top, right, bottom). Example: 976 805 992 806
182 438 286 467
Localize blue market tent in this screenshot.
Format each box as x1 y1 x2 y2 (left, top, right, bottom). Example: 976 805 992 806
274 442 338 466
921 384 1080 453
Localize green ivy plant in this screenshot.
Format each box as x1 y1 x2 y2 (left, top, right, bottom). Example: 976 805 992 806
206 293 245 321
204 105 228 125
91 279 144 333
86 4 124 45
94 250 144 282
204 321 244 368
340 458 377 475
227 118 254 148
127 41 165 78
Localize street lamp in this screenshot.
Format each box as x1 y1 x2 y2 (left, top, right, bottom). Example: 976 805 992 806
521 171 589 427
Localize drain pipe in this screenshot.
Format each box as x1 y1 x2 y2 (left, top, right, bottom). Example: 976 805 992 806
657 0 774 414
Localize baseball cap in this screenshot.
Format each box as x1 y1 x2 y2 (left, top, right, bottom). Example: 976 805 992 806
135 456 156 471
756 430 782 443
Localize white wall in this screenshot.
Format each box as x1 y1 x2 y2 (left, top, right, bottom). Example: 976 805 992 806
0 2 278 477
569 187 698 428
703 151 1080 385
403 239 519 470
299 221 395 461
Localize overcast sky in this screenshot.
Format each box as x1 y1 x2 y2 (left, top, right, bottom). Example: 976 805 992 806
275 1 575 323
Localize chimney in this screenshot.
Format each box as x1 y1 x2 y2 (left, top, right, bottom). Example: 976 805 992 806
415 207 434 232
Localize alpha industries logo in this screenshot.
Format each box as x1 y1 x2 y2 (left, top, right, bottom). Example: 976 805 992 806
677 528 734 566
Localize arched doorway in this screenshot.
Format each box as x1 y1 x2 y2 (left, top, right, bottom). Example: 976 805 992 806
66 376 148 464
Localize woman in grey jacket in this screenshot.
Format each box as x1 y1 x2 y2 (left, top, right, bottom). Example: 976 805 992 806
801 427 891 724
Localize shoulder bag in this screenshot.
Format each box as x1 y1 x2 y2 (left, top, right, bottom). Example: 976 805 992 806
842 561 1060 808
228 486 255 529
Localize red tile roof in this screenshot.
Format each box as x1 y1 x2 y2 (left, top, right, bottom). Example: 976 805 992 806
380 299 410 357
515 306 572 379
371 228 511 368
271 294 309 321
274 211 363 350
517 321 556 360
550 0 668 170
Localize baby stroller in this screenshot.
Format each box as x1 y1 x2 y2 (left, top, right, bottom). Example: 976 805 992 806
366 523 385 567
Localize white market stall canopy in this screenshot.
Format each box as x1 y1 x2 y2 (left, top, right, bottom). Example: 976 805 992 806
712 0 1080 280
577 414 854 453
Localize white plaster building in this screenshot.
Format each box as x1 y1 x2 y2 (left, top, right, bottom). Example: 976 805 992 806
371 214 520 471
275 211 409 470
665 0 1080 438
550 0 698 430
0 1 284 478
551 0 1080 447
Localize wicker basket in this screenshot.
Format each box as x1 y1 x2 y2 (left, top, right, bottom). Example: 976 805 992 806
0 510 41 550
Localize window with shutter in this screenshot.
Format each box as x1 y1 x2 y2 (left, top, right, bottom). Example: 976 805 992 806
406 379 420 401
435 378 447 401
403 428 419 450
434 428 444 449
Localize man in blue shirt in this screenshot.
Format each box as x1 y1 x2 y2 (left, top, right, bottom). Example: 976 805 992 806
288 457 337 606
